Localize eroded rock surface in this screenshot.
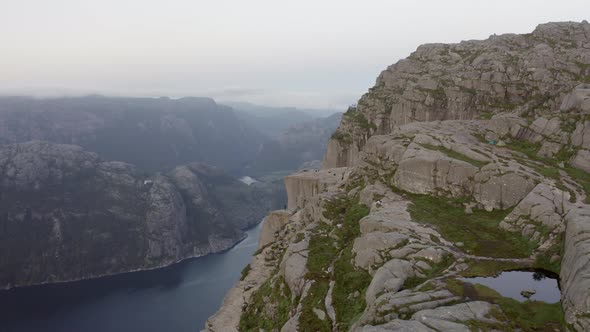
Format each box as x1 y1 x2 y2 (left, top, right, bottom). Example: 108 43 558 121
207 21 590 332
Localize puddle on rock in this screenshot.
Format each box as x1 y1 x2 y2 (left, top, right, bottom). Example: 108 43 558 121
460 270 560 303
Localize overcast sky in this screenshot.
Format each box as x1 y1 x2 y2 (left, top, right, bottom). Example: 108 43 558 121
0 0 587 109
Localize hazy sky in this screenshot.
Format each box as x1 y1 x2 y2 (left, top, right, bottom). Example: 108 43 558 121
0 0 587 109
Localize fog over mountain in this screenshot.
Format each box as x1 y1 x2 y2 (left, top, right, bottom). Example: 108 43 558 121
1 1 587 108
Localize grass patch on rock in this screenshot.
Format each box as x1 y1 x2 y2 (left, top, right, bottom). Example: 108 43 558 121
298 194 371 331
299 280 332 332
459 259 527 277
565 165 590 204
534 232 565 275
420 143 489 168
239 275 293 332
308 194 372 331
240 264 251 281
333 247 372 331
343 106 377 132
407 194 534 258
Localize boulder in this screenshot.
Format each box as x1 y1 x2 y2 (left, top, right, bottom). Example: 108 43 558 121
365 259 414 304
393 144 478 197
280 239 309 297
572 149 590 173
474 171 536 210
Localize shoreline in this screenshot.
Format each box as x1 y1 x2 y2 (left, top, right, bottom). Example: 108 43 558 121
1 221 264 292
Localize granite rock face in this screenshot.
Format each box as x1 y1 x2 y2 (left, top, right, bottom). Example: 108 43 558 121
0 141 266 289
561 206 590 330
207 21 590 332
324 21 590 169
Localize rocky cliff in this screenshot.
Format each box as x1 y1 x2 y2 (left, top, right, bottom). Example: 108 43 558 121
206 21 590 331
0 141 267 289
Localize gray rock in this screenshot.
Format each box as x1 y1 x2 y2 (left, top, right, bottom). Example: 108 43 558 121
280 239 309 297
259 210 291 249
353 232 409 270
561 206 590 330
572 149 590 173
365 259 414 304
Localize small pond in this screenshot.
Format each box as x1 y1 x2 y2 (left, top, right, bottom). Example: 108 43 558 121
460 270 560 303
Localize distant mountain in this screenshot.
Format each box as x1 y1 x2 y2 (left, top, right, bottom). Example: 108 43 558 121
246 112 342 174
0 96 266 172
225 101 338 137
0 141 269 289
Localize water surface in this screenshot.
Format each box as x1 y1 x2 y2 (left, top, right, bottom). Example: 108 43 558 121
0 223 262 332
460 270 560 303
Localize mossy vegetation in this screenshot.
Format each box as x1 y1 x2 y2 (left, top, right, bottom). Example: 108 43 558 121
504 140 542 160
332 247 372 331
331 130 353 144
534 232 565 275
240 264 251 281
299 280 332 332
239 275 293 331
446 278 567 331
419 143 489 168
564 165 590 204
298 194 371 331
458 259 527 277
343 106 377 131
407 194 534 258
479 111 495 120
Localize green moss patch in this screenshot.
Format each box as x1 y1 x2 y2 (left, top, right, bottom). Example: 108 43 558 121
332 247 372 331
420 143 489 168
343 106 377 131
407 195 534 258
299 280 332 332
239 275 293 331
300 194 372 331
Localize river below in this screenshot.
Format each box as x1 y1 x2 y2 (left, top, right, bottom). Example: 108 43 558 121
0 222 262 332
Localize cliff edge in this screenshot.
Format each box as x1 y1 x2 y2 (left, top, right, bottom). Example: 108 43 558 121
206 21 590 331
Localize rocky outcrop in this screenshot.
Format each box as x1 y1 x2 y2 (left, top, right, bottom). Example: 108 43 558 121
207 21 590 332
358 301 497 332
325 21 590 169
392 142 479 197
0 141 266 289
500 183 570 246
285 168 349 211
561 206 590 330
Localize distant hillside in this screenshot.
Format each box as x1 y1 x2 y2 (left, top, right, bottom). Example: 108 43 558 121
226 101 338 137
246 112 342 174
0 96 266 172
